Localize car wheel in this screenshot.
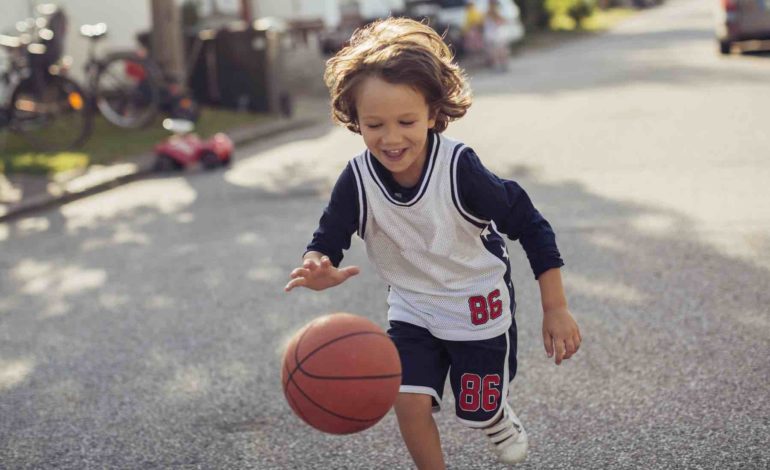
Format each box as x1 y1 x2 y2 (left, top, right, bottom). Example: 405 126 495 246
719 40 731 55
155 153 183 172
200 150 221 170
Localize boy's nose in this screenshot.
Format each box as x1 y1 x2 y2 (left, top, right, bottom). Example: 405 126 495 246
382 127 402 145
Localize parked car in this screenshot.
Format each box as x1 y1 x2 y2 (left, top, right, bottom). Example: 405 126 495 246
714 0 770 54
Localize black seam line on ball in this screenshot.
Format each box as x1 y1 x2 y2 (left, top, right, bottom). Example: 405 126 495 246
299 371 402 380
288 330 394 385
283 363 311 424
287 367 389 423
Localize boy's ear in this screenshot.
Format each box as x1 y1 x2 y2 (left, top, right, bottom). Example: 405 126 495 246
428 109 438 129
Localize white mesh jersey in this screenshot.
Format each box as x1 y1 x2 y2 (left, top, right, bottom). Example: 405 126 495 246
350 134 515 341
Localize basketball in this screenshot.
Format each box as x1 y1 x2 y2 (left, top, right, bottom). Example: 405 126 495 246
281 313 402 434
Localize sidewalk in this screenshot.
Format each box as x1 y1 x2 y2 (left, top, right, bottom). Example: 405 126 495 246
0 97 330 222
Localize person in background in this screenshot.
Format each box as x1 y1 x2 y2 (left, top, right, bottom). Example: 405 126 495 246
462 0 485 62
484 0 509 71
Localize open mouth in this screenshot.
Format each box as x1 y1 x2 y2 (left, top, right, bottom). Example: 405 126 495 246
382 148 407 161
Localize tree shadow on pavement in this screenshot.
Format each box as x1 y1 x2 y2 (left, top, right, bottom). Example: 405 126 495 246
0 158 768 468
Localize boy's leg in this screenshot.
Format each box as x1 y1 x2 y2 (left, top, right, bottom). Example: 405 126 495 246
447 321 527 464
394 393 445 470
387 321 451 470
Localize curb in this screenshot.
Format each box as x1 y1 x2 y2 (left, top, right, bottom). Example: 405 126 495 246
0 116 321 223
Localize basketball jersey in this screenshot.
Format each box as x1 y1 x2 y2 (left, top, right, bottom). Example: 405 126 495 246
350 134 515 341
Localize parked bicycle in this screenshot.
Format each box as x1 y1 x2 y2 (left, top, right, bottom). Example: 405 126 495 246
80 22 199 129
0 5 91 151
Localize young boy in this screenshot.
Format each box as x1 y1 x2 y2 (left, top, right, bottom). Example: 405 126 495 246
284 18 581 469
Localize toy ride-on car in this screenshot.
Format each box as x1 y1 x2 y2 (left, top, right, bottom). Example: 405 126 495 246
154 118 233 171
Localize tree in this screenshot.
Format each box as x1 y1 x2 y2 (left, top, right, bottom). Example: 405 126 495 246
150 0 186 88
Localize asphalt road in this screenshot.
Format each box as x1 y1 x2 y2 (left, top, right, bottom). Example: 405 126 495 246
1 0 769 468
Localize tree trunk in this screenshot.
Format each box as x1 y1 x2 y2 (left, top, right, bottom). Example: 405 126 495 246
150 0 186 88
241 0 253 22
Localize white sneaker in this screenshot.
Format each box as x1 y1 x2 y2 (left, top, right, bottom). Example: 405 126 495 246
483 403 528 465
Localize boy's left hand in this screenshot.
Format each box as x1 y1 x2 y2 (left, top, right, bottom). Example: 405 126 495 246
542 307 581 365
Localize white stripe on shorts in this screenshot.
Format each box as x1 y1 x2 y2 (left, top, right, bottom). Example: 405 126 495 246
400 385 443 413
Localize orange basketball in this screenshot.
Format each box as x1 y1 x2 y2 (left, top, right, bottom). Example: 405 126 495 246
281 313 402 434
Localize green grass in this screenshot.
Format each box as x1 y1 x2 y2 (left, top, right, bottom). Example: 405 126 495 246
517 7 636 52
1 108 270 175
549 7 636 32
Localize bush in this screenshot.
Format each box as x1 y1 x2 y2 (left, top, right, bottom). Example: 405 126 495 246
545 0 597 29
568 0 596 27
514 0 552 31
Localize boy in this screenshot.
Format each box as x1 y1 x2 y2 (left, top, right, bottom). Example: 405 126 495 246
285 18 581 469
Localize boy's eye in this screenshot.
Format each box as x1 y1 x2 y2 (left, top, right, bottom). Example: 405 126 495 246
365 123 382 129
400 121 416 126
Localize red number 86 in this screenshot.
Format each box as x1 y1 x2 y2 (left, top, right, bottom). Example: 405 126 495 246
468 289 502 325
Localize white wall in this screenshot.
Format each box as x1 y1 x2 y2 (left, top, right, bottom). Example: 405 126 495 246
0 1 34 30
1 0 151 82
358 0 404 20
60 0 151 81
250 0 341 29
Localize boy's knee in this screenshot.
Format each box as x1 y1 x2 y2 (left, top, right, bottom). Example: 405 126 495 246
395 393 434 419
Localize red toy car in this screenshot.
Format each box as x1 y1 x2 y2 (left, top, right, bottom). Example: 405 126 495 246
154 119 233 171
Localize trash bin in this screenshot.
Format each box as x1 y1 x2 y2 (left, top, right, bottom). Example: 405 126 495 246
189 19 292 116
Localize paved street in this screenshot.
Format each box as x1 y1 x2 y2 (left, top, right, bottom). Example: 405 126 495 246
1 0 769 468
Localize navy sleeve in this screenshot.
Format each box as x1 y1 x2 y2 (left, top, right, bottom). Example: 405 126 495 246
305 163 359 267
457 148 564 279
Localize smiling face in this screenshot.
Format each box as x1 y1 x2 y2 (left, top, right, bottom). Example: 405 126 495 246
356 76 436 188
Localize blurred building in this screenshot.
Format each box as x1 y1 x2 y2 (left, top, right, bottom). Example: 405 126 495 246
0 0 150 82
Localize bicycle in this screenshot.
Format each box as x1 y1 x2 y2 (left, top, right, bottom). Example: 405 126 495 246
80 23 200 129
79 22 164 129
0 23 91 151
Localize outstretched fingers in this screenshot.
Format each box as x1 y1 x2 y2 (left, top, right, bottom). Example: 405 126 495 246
339 266 360 279
289 267 310 279
284 276 308 292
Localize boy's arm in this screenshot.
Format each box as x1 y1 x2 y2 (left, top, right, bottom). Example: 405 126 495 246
456 149 563 279
285 164 361 292
538 267 581 365
456 150 580 362
306 162 360 266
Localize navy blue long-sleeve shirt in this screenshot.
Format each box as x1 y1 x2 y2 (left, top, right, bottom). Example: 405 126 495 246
307 146 564 279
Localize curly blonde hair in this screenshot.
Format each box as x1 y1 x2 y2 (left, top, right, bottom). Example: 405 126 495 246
324 17 472 134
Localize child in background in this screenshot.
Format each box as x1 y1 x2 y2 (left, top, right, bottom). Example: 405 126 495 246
463 0 485 58
484 0 510 71
285 18 581 469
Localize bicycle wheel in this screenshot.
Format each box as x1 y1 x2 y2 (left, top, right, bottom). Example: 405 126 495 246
10 74 93 151
92 51 162 128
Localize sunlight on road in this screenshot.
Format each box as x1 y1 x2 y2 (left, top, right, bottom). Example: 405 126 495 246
61 177 197 230
565 273 647 304
164 366 210 398
0 358 34 391
13 260 106 296
8 259 107 318
247 266 283 282
225 128 359 193
81 223 152 251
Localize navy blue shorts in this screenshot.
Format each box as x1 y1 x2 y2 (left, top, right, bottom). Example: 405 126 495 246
387 320 517 427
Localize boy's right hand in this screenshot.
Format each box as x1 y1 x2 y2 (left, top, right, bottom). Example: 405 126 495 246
284 256 360 292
